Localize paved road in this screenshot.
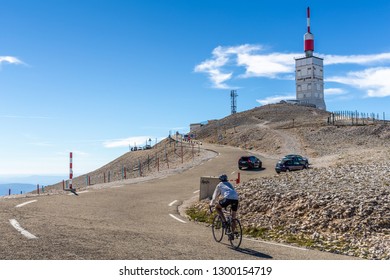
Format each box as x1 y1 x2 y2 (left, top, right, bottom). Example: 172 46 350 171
0 144 359 259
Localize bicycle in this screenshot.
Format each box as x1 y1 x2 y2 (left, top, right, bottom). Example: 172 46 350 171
210 205 242 249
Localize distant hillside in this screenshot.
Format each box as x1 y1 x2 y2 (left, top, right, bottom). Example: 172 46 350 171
0 175 66 185
0 183 36 196
43 103 390 193
45 136 213 192
193 103 390 159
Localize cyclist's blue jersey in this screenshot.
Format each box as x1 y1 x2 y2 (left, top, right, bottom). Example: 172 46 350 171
210 181 238 205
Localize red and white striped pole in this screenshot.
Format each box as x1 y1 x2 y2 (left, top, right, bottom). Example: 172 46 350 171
304 6 314 57
69 152 73 190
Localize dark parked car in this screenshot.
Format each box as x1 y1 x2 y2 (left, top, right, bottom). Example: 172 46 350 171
283 154 309 168
275 158 307 173
238 156 262 170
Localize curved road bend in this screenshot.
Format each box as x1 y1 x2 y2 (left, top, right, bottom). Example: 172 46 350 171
0 144 359 260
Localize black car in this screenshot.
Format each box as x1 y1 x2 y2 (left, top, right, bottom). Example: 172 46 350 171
283 154 309 168
275 158 306 173
238 156 262 170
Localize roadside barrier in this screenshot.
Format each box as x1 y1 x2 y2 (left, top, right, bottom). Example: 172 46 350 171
47 139 204 191
228 172 240 184
3 140 208 195
199 173 241 200
5 185 45 196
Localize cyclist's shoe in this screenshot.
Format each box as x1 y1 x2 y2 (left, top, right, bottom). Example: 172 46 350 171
228 234 234 241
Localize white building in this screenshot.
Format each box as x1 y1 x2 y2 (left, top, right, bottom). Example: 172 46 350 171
295 7 326 110
295 56 326 110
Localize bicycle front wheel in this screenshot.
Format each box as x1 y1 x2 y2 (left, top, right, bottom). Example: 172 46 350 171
212 215 224 242
229 219 242 249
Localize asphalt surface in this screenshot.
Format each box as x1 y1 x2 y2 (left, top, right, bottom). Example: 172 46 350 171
0 144 360 260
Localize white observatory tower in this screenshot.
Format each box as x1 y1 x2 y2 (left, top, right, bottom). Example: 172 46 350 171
295 7 326 110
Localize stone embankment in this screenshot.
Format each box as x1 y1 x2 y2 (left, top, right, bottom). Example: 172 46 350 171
191 149 390 260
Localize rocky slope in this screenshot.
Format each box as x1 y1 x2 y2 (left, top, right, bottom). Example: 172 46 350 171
189 104 390 259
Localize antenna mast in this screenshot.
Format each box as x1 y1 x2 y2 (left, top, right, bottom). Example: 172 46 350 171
230 90 237 114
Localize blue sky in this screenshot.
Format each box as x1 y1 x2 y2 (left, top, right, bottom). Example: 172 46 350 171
1 0 390 179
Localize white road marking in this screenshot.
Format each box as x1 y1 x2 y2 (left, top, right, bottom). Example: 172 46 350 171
15 200 37 208
193 190 200 194
168 200 178 206
231 171 236 175
169 214 187 224
243 237 308 251
9 219 38 239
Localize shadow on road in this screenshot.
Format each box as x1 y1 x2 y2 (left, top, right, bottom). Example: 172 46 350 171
238 167 266 172
229 246 273 259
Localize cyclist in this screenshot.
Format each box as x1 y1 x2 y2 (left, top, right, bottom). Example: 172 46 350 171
210 174 239 239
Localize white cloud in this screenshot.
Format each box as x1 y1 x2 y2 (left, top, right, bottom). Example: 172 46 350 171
324 88 347 95
327 67 390 97
30 141 55 147
256 95 296 105
73 150 89 157
237 52 298 78
323 53 390 65
103 136 156 148
0 56 24 65
195 44 390 98
194 44 302 88
194 46 234 89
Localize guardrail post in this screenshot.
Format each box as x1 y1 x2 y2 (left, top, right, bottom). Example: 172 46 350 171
236 172 240 184
181 141 184 164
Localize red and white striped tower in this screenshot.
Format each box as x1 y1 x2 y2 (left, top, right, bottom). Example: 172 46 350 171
304 7 314 57
69 152 73 190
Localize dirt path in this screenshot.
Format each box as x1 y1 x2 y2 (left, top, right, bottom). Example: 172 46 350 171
257 122 305 156
274 129 304 155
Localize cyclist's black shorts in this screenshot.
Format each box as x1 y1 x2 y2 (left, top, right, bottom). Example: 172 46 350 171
219 198 239 211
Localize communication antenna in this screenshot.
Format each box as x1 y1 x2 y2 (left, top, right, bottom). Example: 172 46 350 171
231 90 237 114
304 7 314 57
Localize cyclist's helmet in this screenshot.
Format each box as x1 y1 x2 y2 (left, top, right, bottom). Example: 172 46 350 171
219 174 228 182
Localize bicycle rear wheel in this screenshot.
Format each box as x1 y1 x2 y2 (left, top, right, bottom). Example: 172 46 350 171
229 219 242 249
212 215 224 242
